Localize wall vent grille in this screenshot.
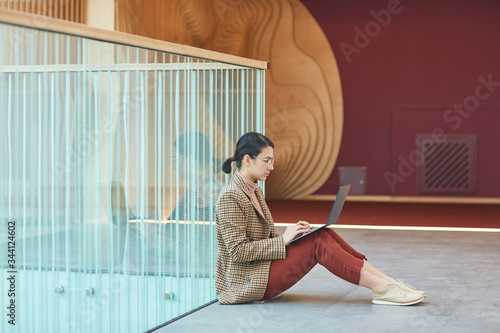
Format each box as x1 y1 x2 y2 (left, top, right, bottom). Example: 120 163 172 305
416 134 477 193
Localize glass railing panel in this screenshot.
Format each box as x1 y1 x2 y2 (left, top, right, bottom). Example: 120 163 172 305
0 16 265 332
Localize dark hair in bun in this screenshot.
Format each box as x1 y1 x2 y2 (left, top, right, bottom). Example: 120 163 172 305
222 132 274 174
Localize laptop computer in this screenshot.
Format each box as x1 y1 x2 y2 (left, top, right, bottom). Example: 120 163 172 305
290 184 351 243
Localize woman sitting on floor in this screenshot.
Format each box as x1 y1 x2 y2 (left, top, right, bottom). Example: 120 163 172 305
215 132 426 306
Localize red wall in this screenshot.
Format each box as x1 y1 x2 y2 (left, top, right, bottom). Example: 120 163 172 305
301 0 500 197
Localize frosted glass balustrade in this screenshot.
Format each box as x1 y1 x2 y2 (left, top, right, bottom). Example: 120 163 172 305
0 20 265 332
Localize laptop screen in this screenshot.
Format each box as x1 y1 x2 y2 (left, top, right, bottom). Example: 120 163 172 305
326 184 351 226
290 184 350 243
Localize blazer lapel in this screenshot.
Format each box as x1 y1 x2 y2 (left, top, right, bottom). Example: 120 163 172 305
255 186 273 223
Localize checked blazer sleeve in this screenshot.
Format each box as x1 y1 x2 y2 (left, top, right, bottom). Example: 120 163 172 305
217 190 286 262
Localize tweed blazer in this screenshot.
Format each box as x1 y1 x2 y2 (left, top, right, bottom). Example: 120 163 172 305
215 172 286 305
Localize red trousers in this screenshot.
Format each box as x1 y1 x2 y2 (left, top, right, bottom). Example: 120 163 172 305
262 228 366 300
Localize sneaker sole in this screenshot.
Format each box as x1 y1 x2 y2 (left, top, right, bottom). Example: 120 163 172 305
372 296 425 306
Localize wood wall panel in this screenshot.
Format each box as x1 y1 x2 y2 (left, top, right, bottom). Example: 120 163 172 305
116 0 343 200
0 0 86 23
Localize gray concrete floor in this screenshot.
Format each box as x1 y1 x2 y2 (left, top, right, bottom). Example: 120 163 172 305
155 228 500 333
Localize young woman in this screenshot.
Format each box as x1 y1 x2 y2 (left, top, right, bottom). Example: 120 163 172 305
215 132 425 306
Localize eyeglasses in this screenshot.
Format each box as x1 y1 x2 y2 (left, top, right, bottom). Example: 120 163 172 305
253 156 275 166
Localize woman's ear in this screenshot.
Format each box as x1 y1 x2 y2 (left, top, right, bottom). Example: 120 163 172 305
243 154 251 167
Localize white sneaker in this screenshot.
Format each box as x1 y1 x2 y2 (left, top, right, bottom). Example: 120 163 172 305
372 285 424 306
396 279 426 297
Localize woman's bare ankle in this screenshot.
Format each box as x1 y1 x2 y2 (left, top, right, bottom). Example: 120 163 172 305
372 283 392 294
